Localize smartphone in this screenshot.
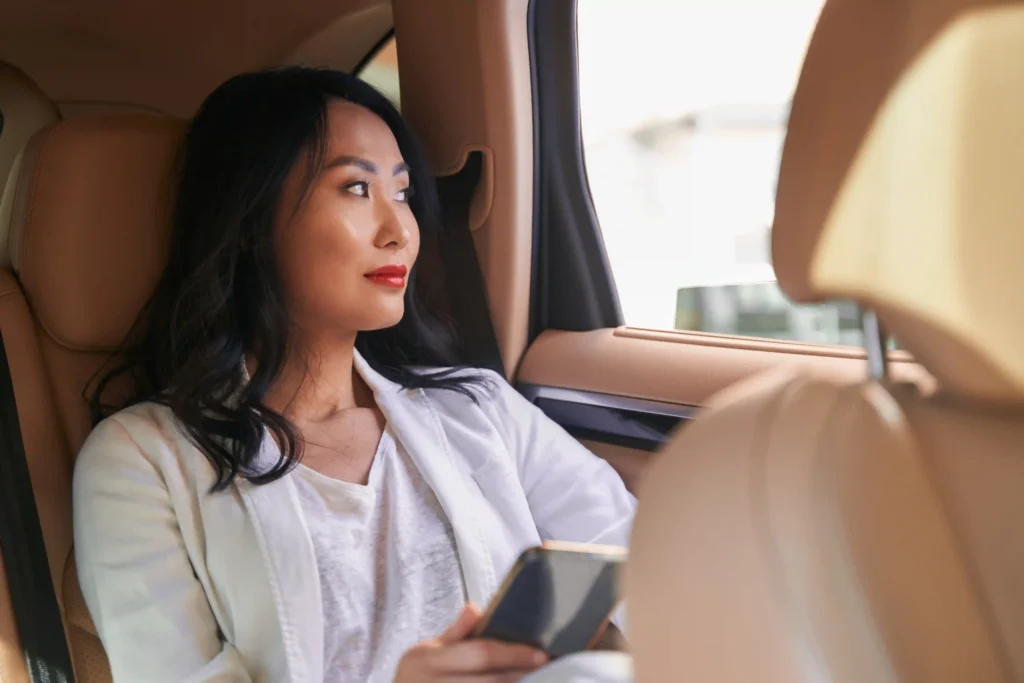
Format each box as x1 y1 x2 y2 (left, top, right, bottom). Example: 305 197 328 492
471 541 626 659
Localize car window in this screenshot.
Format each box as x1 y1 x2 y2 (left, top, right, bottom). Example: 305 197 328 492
357 35 401 108
577 0 871 346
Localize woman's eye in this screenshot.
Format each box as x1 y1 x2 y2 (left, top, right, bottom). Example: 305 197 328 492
343 181 370 197
395 187 414 203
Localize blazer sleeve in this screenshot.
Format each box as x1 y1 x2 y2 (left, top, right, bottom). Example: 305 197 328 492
490 377 637 550
73 417 252 683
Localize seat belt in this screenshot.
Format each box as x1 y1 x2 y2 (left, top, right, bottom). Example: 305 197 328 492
0 333 76 682
435 151 505 376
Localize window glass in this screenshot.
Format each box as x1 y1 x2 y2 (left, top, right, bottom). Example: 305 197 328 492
357 36 401 108
577 1 868 346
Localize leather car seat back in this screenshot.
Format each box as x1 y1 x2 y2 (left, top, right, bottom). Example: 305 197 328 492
0 114 184 683
626 2 1024 682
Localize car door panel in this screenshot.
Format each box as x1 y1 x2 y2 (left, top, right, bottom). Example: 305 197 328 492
517 328 933 486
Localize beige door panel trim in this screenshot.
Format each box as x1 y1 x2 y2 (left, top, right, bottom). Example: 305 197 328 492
393 0 533 378
518 329 935 407
616 325 918 362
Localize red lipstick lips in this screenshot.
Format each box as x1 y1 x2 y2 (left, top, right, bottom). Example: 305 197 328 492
364 264 408 289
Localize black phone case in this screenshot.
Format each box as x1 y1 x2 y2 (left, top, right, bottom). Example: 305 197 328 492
475 549 623 658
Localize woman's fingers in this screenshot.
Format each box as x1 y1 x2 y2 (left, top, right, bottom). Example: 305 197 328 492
438 604 484 644
430 638 548 674
435 674 533 683
396 605 548 683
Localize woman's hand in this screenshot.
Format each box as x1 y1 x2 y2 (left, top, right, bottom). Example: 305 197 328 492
590 623 628 652
394 604 549 683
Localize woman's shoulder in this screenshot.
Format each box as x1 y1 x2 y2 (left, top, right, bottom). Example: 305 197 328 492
77 401 188 472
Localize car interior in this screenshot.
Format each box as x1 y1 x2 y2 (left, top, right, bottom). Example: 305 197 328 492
0 0 1020 681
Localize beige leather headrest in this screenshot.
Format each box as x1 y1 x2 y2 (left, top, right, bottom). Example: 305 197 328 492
772 0 1012 301
812 5 1024 402
10 116 185 350
0 63 60 269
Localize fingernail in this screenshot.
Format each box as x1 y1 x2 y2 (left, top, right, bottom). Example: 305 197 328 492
534 651 548 665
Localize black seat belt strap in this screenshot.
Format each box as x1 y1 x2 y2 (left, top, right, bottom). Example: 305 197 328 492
435 151 505 376
0 332 76 682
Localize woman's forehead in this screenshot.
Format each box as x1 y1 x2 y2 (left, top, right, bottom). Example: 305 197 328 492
324 100 403 163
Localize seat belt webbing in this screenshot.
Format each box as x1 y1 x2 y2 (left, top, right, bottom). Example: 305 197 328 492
0 332 76 682
435 151 505 376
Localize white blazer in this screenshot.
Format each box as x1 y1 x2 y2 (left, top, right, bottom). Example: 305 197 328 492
73 352 637 683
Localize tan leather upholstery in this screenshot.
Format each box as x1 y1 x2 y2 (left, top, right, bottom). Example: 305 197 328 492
627 3 1024 682
1 0 391 118
771 0 1013 304
10 116 184 350
0 116 182 683
774 0 1023 403
395 0 534 377
0 62 60 270
811 6 1024 402
0 64 61 683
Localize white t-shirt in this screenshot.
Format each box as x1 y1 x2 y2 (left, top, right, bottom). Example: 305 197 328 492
293 426 467 682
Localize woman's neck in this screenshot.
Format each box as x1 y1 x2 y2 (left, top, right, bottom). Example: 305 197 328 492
261 330 369 425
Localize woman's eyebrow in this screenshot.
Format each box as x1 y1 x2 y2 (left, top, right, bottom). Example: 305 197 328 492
325 157 411 177
326 156 377 174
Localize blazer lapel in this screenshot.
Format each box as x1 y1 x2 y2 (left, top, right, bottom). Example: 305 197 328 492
235 437 323 683
354 352 498 607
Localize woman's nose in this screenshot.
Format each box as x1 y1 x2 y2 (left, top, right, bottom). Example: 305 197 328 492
376 206 411 249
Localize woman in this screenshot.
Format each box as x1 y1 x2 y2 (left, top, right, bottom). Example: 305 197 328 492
73 66 636 683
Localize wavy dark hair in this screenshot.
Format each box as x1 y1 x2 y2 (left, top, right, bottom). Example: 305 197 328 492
91 66 488 491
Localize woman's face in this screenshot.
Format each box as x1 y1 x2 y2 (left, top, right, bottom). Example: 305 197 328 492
275 100 419 337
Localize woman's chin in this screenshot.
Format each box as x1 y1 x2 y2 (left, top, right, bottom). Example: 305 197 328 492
358 308 406 333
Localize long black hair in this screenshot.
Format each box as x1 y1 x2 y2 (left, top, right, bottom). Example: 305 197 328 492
91 66 488 491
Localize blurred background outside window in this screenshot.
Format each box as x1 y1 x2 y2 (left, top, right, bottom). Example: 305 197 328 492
577 0 870 346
